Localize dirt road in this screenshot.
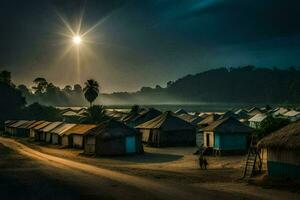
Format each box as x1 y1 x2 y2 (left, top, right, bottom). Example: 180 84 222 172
0 137 298 200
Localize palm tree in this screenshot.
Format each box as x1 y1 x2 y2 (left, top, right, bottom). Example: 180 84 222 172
83 79 99 107
80 105 108 124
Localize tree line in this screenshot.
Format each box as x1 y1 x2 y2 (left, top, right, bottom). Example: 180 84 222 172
0 70 102 128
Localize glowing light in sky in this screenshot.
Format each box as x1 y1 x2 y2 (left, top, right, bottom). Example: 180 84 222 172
73 35 82 45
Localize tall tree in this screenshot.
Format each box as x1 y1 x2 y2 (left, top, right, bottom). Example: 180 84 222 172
80 105 108 124
32 77 48 95
83 79 99 107
0 70 12 85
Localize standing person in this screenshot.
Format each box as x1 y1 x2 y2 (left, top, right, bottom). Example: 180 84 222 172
203 157 208 170
198 154 204 169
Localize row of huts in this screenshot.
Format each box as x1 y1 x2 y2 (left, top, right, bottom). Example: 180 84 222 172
4 119 143 156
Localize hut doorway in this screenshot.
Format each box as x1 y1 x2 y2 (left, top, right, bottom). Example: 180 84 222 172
125 136 136 153
206 134 210 147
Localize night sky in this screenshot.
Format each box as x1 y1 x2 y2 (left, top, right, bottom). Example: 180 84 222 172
1 0 300 92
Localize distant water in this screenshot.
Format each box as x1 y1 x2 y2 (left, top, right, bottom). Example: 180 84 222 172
104 103 278 113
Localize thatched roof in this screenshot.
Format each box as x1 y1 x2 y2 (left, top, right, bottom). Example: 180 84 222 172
202 117 253 133
258 120 300 150
86 119 138 140
63 124 97 136
135 111 195 131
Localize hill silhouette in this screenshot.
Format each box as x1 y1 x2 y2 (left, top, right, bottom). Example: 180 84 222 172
100 66 300 104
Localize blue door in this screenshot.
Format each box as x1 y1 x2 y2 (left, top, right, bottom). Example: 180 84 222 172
125 136 136 153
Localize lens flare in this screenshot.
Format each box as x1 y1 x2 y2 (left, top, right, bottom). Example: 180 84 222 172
73 36 82 45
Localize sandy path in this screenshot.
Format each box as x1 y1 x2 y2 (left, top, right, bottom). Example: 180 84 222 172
0 137 250 200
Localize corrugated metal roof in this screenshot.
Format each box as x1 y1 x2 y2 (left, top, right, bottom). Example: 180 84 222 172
4 120 17 126
283 110 300 117
51 123 77 135
18 120 37 129
33 121 52 130
249 114 267 122
63 124 97 136
9 120 29 128
40 122 64 132
27 121 45 129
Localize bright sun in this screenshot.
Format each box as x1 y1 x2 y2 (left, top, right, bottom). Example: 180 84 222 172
73 35 82 45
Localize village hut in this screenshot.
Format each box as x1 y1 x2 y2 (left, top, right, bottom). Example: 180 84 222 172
32 121 52 141
258 120 300 179
63 124 97 148
4 120 17 134
248 113 268 129
282 110 300 122
5 120 28 136
202 117 253 155
50 123 76 145
136 111 196 147
178 113 203 125
27 121 45 138
247 107 263 116
126 108 162 127
41 122 64 143
84 120 143 155
174 108 188 115
15 120 37 137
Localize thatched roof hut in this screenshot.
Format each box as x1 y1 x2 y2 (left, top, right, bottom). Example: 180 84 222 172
136 111 196 147
84 120 143 155
257 120 300 179
258 120 300 150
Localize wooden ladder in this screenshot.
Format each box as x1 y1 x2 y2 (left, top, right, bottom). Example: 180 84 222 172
243 135 262 179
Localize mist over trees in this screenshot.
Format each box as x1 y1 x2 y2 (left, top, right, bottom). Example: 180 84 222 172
1 66 300 111
18 77 86 106
104 66 300 104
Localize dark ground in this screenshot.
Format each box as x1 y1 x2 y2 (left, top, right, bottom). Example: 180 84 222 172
0 143 160 200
